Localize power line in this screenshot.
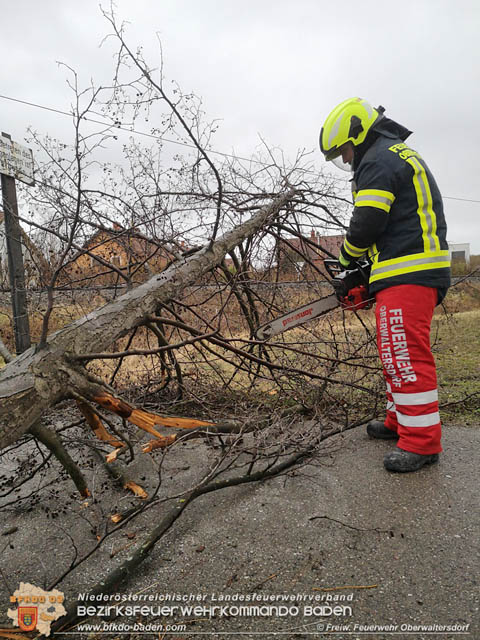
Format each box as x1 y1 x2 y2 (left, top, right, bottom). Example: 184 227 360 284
1 92 480 204
441 195 480 204
0 93 313 170
0 93 231 153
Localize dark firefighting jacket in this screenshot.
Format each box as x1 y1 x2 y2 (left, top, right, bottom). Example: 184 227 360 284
340 119 451 299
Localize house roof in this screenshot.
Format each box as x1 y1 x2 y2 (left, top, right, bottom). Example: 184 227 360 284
280 231 345 262
79 222 173 261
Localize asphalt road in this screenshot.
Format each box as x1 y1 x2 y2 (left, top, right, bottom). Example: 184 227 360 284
121 423 479 640
1 423 478 640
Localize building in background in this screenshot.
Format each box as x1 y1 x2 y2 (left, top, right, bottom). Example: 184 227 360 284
277 230 345 280
448 242 470 265
65 223 173 287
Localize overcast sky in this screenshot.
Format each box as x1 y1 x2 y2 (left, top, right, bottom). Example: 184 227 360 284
1 0 479 251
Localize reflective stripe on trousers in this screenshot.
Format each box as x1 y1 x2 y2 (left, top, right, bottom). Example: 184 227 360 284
376 285 442 455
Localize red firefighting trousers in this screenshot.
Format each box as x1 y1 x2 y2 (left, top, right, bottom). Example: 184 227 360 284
375 285 442 455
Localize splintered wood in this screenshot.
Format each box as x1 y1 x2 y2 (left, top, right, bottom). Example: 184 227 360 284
84 392 215 456
123 481 148 499
142 435 177 452
76 401 124 449
0 630 32 640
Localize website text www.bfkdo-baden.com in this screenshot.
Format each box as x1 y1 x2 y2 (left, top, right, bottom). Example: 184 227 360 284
68 591 470 636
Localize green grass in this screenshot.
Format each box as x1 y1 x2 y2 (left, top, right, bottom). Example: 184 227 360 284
434 309 480 424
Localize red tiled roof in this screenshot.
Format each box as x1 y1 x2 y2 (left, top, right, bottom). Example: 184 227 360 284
280 230 344 261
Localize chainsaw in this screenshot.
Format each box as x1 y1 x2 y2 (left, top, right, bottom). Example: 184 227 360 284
255 259 373 340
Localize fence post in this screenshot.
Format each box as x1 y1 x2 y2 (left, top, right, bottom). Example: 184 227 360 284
1 133 31 354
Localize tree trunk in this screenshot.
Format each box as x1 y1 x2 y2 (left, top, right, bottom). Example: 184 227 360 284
0 192 294 449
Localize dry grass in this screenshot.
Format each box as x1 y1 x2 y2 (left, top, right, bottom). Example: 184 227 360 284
0 294 108 355
433 308 480 423
0 282 478 426
450 254 480 277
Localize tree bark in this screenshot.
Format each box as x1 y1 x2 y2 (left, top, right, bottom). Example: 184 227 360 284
0 192 295 449
29 422 91 497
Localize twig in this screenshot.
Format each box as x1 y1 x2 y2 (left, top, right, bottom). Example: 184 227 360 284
313 584 378 592
309 515 390 534
0 336 13 363
52 444 315 633
69 330 217 361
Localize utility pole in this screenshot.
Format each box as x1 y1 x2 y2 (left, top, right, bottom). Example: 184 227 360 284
1 132 31 354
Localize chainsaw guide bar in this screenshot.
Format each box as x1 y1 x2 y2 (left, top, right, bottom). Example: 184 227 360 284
255 293 339 340
254 260 372 341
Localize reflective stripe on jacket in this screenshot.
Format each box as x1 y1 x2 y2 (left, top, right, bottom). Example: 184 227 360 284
341 135 451 296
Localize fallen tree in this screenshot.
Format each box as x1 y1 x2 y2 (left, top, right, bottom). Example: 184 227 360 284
0 16 392 638
0 190 294 449
0 9 380 470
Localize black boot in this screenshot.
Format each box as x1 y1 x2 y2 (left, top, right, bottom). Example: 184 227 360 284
366 420 399 440
384 447 439 473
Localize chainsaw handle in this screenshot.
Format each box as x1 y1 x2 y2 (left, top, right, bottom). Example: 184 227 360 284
324 259 343 280
324 258 370 284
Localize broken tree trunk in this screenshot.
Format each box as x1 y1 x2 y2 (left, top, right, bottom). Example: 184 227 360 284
0 191 295 449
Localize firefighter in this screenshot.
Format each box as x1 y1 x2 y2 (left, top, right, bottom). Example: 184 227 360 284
319 98 451 473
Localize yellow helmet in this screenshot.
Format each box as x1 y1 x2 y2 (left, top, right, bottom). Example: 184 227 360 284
319 98 381 161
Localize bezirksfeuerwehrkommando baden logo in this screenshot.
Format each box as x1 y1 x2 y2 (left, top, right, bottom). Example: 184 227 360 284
7 582 66 636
